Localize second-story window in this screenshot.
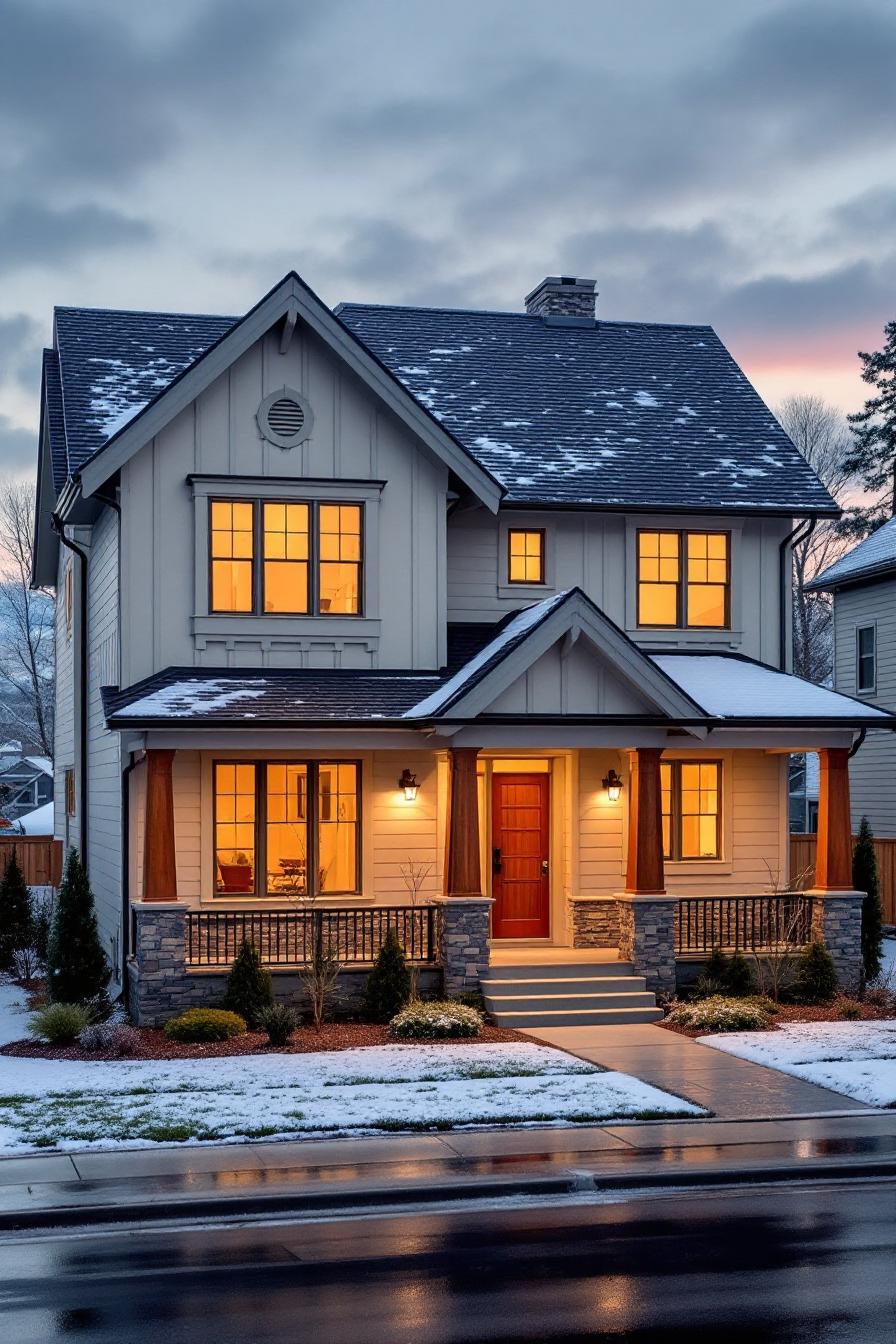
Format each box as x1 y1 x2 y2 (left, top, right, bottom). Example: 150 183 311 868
856 624 876 692
637 530 729 628
507 529 545 584
209 500 362 616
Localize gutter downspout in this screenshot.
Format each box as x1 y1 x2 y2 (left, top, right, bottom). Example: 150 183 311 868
120 750 140 1010
52 513 89 871
848 728 866 760
779 516 816 671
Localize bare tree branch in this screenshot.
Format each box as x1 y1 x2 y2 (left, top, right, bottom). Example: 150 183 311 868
0 479 54 757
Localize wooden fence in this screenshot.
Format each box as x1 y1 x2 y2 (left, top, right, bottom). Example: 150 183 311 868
0 834 63 887
791 833 896 925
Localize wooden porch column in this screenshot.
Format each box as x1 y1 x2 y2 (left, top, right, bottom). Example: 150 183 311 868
815 748 853 890
143 749 178 903
444 747 482 897
625 747 665 895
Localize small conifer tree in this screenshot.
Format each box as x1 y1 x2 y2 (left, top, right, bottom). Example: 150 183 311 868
792 940 838 1004
0 850 32 973
47 848 110 1003
723 951 755 997
853 816 883 984
363 928 411 1023
223 938 274 1026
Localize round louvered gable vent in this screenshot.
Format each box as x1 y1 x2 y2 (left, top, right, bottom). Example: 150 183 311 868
256 388 314 448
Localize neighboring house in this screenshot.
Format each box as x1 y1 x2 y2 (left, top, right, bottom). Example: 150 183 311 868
808 516 896 835
32 272 892 1025
0 750 53 823
788 752 819 834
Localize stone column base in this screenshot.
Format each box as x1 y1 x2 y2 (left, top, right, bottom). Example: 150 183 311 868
129 900 190 1026
808 888 864 990
570 897 620 949
615 893 676 996
438 898 493 996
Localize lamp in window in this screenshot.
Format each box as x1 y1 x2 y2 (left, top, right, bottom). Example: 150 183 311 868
602 769 623 803
398 768 419 802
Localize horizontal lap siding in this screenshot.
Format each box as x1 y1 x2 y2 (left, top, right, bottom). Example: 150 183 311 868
370 752 441 900
833 583 896 836
578 751 625 894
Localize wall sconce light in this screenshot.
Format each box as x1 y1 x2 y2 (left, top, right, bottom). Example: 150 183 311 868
602 769 623 803
398 768 419 801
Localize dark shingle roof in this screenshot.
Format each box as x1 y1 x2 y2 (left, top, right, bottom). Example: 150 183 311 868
807 516 896 591
53 306 237 477
337 303 837 514
42 349 68 492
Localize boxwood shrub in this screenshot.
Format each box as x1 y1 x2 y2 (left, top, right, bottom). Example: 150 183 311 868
163 1008 247 1042
666 995 774 1033
390 1000 483 1039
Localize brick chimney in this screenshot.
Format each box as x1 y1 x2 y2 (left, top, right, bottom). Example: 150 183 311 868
524 275 597 321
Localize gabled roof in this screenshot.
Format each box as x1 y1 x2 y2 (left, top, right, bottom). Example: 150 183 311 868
336 303 839 515
403 588 702 720
41 349 68 493
57 274 502 510
807 516 896 592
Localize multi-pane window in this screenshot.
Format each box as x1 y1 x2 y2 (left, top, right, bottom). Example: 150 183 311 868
209 500 362 616
857 625 876 693
507 529 546 584
213 760 361 897
637 531 729 628
319 505 362 613
660 760 721 860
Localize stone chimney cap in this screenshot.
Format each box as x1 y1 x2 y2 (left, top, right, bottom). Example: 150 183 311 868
524 276 597 322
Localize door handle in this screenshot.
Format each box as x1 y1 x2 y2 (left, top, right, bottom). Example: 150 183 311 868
541 859 549 876
492 847 502 874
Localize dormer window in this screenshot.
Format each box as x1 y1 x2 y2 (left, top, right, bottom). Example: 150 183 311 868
637 530 729 629
209 499 362 616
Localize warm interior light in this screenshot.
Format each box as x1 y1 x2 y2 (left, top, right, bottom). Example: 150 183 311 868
398 768 418 801
603 769 623 803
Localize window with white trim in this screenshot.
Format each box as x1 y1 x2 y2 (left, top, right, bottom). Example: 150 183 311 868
856 624 876 693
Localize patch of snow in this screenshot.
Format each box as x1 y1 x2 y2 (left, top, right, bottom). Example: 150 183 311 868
473 435 522 460
398 366 430 375
605 400 623 409
701 1019 896 1107
11 801 54 835
633 390 660 408
116 679 269 719
651 654 891 720
678 404 698 417
101 402 146 438
502 420 532 428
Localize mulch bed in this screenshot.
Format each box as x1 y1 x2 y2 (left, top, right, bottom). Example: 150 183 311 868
0 1020 522 1062
658 998 895 1039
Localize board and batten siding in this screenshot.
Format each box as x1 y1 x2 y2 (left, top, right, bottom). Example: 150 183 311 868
446 507 791 665
119 323 449 687
833 578 896 835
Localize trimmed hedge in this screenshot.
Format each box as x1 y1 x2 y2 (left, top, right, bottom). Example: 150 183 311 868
164 1008 247 1042
390 1000 483 1039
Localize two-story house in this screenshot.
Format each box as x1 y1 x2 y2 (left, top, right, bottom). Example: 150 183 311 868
808 516 896 836
33 272 890 1025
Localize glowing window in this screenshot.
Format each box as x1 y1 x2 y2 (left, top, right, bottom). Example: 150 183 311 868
637 530 729 628
508 530 545 584
210 501 254 612
637 531 680 626
319 505 362 614
266 763 308 895
317 762 359 892
660 760 721 861
686 533 729 628
214 763 257 893
263 502 309 613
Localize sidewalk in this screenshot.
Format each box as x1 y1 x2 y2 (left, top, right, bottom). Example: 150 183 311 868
522 1022 860 1117
1 1109 894 1231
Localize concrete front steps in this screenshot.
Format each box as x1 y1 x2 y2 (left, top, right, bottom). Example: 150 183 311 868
482 956 662 1028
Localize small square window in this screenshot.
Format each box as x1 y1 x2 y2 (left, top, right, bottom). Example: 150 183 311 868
507 529 545 584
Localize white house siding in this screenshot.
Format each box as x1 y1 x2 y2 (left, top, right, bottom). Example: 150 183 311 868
85 506 123 976
446 507 792 666
119 324 449 688
833 579 896 834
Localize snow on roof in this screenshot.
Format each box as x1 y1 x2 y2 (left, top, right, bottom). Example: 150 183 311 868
405 591 569 718
24 756 52 777
114 679 269 719
14 801 54 835
810 516 896 590
652 654 892 720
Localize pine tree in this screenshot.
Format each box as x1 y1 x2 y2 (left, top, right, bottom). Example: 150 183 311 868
0 850 32 973
845 320 896 521
853 816 883 984
792 940 838 1004
223 938 274 1026
47 848 109 1003
363 928 411 1023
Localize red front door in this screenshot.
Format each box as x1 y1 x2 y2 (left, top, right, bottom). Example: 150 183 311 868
491 773 550 939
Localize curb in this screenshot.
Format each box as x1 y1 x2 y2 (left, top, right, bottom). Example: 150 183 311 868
3 1155 895 1233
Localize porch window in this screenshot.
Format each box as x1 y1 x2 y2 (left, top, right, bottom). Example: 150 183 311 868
856 624 876 693
507 529 545 584
637 531 729 628
660 760 721 860
209 499 363 616
213 760 361 897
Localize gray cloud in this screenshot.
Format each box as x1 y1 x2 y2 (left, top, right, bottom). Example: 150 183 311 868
0 204 152 274
0 314 44 392
0 416 36 474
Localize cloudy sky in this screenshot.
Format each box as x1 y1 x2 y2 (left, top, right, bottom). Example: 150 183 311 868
1 0 894 479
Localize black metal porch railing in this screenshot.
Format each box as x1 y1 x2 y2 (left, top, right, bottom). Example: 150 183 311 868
675 894 813 956
186 905 441 968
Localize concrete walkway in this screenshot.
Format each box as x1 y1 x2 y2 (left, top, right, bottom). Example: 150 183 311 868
523 1022 862 1118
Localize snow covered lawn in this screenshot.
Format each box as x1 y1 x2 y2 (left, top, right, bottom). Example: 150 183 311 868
0 982 702 1153
700 1019 896 1107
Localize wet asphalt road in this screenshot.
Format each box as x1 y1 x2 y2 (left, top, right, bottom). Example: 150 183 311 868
1 1179 894 1343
